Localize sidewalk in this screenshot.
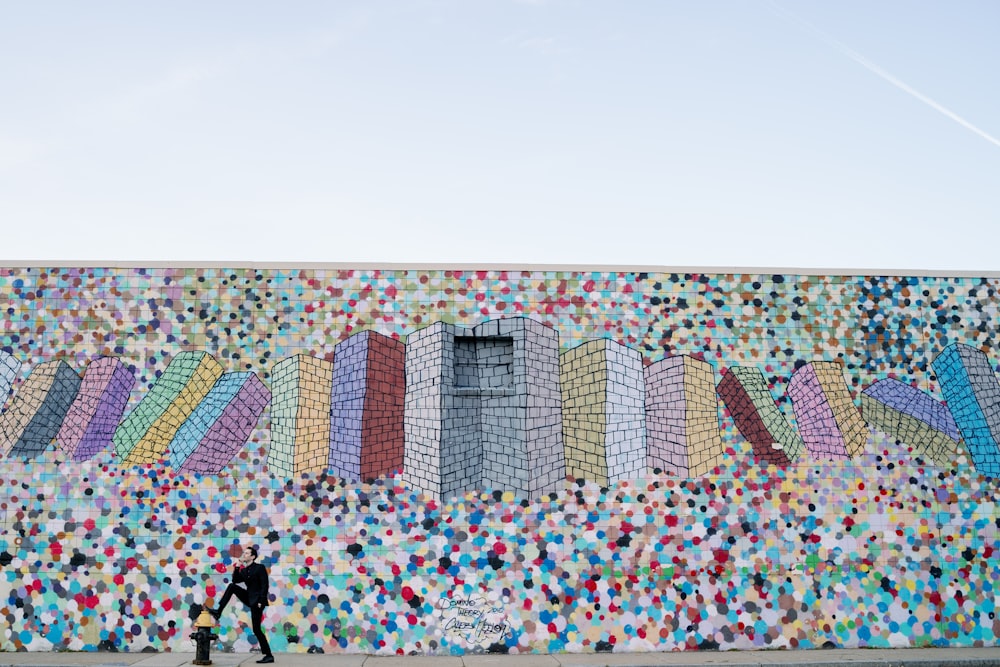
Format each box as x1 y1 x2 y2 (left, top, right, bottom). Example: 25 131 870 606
3 649 1000 667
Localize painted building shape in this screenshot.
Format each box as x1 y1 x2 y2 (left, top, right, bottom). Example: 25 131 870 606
0 351 21 408
403 317 565 500
717 366 804 465
167 372 271 474
861 378 961 467
55 357 136 461
113 351 224 465
787 361 867 460
1 360 82 458
932 343 1000 477
328 331 406 482
268 354 335 477
644 355 725 476
560 339 646 485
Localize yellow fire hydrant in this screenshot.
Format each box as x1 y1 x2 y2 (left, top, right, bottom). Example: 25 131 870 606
190 606 218 665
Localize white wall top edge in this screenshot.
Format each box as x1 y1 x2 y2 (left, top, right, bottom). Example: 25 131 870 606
1 259 998 279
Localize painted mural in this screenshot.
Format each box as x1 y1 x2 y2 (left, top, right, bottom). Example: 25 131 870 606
0 265 998 655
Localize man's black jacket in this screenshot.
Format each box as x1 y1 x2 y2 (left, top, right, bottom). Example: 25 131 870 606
233 562 269 607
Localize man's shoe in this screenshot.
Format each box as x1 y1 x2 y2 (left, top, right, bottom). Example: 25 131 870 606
207 607 221 621
256 656 274 663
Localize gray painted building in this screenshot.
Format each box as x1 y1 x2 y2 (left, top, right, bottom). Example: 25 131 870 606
403 317 565 500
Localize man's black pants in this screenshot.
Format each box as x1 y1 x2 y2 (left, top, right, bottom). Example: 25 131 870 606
218 583 272 656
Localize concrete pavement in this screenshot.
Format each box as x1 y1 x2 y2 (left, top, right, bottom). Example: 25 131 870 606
3 648 1000 667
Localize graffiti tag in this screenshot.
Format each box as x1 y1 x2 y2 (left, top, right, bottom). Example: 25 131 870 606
438 595 513 645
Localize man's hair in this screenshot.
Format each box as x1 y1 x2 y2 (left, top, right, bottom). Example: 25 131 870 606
247 546 258 559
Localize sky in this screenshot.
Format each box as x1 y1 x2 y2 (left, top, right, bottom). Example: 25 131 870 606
1 1 998 272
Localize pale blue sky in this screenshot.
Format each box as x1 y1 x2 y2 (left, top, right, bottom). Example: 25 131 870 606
2 1 997 271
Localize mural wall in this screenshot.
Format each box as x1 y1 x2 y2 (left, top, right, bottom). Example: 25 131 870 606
0 265 998 655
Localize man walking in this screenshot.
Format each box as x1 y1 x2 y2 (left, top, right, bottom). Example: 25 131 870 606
210 546 274 663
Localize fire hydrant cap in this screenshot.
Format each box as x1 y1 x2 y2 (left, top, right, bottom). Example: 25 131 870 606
194 609 215 628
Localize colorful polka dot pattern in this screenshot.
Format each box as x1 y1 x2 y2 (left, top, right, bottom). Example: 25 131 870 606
0 266 999 654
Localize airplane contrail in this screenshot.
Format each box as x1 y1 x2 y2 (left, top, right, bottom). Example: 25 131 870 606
768 1 1000 149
